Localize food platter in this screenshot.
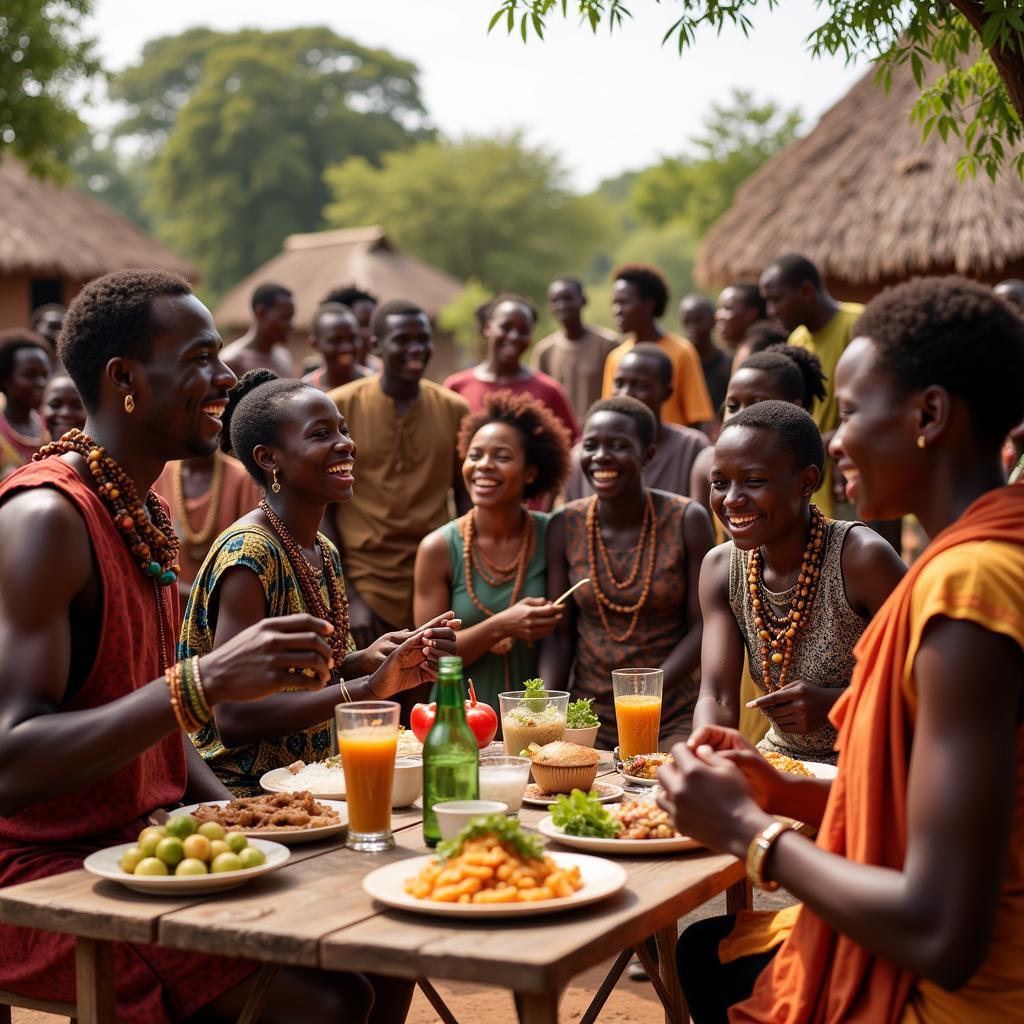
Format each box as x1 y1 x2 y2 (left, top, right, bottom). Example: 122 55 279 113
260 766 346 801
521 781 624 808
537 815 701 855
363 852 627 919
177 800 348 846
801 760 838 780
84 839 290 895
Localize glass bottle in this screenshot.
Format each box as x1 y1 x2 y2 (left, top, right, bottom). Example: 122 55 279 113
422 655 479 847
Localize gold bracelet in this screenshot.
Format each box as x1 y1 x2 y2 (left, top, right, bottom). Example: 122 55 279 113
746 820 795 891
189 655 212 720
339 679 353 704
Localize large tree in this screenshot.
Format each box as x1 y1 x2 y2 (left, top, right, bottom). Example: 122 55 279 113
488 1 1024 180
0 0 99 178
112 28 430 294
323 133 616 298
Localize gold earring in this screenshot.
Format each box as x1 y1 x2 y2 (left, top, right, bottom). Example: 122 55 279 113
271 467 281 494
917 435 926 449
124 394 135 414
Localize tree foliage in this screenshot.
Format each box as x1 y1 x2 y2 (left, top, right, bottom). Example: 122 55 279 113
112 28 429 294
487 1 1024 180
323 133 617 298
0 0 100 178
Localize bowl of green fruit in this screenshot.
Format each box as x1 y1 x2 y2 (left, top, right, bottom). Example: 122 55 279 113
564 697 600 748
83 813 290 895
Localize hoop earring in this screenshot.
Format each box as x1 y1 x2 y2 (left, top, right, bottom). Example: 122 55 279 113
917 435 927 449
124 394 135 414
271 467 281 494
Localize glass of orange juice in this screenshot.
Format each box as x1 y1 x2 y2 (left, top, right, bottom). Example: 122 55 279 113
336 701 400 851
612 668 663 758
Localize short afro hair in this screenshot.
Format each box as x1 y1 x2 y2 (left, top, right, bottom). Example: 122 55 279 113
764 253 823 291
719 400 825 474
250 282 292 313
550 275 585 299
220 369 310 483
475 292 538 332
371 299 428 341
738 345 827 407
59 269 192 413
612 264 670 318
620 343 673 389
323 285 377 308
724 282 767 319
584 395 657 450
0 329 53 384
855 275 1024 447
457 389 571 501
311 302 358 337
742 320 789 353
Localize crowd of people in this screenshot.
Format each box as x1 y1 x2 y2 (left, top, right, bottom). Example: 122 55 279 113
0 257 1022 1023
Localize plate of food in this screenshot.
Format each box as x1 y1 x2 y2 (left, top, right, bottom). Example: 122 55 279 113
521 781 624 807
616 751 672 788
761 751 838 781
178 792 347 846
363 813 627 919
537 791 701 854
84 814 290 894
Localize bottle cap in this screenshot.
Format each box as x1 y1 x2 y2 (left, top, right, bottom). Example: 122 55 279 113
438 655 463 674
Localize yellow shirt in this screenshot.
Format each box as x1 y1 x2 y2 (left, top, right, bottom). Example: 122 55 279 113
788 303 864 517
602 332 714 427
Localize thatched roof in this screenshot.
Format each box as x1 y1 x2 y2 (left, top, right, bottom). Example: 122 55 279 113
694 60 1024 291
214 226 465 331
0 157 197 280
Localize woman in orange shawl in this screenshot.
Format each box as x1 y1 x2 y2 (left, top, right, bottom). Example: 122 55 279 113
658 276 1024 1023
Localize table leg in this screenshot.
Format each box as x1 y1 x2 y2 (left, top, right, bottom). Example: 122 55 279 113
634 941 682 1024
655 925 687 1024
75 937 115 1024
726 878 753 914
514 989 560 1024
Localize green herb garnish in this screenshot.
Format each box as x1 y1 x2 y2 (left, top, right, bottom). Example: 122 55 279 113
566 697 599 729
436 813 546 863
522 677 546 713
551 790 622 838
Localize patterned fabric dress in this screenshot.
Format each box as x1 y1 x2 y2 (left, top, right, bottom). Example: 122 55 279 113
728 519 868 764
179 523 354 796
561 492 700 749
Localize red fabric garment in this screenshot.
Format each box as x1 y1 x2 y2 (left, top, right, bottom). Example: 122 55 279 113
0 458 254 1022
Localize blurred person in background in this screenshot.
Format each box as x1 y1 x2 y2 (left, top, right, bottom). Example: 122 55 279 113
221 282 296 378
303 303 374 392
680 293 731 418
0 329 52 479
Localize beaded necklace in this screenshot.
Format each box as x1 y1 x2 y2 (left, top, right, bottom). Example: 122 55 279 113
585 493 658 644
171 452 225 562
258 499 350 668
35 429 180 586
461 507 535 655
747 504 826 692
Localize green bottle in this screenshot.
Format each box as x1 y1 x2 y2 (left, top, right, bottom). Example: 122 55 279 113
422 655 479 847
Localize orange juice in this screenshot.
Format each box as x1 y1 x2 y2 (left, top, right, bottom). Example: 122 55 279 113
338 730 397 834
615 694 662 758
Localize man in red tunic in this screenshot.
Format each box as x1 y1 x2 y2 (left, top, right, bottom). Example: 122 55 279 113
0 270 409 1023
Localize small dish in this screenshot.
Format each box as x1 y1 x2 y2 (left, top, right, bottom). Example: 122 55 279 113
176 800 348 846
521 781 624 807
434 800 509 840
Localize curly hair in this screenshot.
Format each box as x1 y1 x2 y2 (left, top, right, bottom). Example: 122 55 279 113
584 395 657 450
58 269 193 413
370 298 428 341
855 275 1024 447
720 400 825 473
457 389 571 500
738 344 827 407
474 293 538 332
0 329 53 384
612 264 670 318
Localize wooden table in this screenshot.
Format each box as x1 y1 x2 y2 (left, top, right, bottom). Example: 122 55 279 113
0 764 750 1024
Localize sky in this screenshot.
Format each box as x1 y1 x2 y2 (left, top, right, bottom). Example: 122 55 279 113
84 0 869 192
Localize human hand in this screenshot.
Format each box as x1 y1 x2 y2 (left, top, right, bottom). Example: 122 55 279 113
356 611 461 674
746 680 837 734
365 627 454 699
497 597 564 642
688 726 782 811
199 614 335 703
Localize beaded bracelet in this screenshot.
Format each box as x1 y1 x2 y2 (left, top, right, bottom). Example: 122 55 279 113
165 663 201 733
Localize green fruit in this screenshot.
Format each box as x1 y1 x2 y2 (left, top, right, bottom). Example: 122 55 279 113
182 834 211 862
165 814 198 839
155 836 185 867
120 846 144 874
175 858 208 876
226 831 248 854
135 857 169 876
197 821 226 841
239 846 265 869
209 839 231 859
137 826 165 857
210 852 244 873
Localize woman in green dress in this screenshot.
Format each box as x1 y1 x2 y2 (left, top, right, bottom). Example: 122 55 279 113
413 390 571 710
180 370 458 799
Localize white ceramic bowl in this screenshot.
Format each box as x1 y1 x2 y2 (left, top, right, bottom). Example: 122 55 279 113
479 755 532 812
564 725 599 747
434 800 509 840
392 757 423 808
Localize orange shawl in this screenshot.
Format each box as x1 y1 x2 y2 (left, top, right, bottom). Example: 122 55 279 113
731 485 1024 1023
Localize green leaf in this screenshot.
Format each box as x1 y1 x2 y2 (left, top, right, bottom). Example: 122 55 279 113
437 813 546 862
550 790 622 838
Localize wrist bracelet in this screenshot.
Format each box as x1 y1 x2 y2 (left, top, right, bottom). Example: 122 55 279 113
746 820 795 891
339 679 353 704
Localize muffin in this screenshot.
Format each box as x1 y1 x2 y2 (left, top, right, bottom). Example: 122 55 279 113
527 740 601 794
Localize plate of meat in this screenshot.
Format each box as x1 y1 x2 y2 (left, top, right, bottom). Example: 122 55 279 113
178 792 348 846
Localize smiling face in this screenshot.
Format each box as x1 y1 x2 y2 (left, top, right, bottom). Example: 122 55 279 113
579 410 649 500
462 420 535 508
42 375 86 437
484 300 533 375
312 311 361 370
2 346 51 412
723 367 794 421
710 425 819 549
378 312 433 385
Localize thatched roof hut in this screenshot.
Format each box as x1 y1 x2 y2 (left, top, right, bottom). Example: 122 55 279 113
214 226 465 333
0 157 197 327
694 61 1024 301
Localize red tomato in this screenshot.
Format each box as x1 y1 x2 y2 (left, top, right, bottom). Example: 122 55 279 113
410 698 498 748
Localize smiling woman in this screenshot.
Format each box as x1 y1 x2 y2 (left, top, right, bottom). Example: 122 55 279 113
0 329 52 479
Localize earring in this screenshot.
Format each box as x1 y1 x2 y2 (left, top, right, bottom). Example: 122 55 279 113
271 467 281 494
917 435 927 449
124 394 135 414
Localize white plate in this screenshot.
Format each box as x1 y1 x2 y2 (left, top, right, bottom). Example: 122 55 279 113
260 766 346 801
801 760 838 780
537 815 702 854
363 851 627 919
177 800 348 846
83 838 290 895
521 781 624 808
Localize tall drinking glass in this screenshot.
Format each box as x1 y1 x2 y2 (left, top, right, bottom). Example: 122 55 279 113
612 668 663 758
336 701 399 852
